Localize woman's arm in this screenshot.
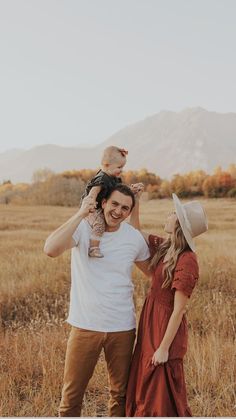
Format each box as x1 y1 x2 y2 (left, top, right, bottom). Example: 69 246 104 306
44 195 96 258
135 259 152 277
151 290 188 365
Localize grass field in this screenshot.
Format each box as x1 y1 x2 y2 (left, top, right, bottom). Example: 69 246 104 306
0 199 235 416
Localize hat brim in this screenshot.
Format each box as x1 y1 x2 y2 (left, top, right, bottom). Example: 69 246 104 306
172 193 195 252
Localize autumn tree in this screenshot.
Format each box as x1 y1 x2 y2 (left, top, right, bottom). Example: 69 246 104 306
32 168 54 183
2 165 236 205
159 180 172 198
227 164 236 180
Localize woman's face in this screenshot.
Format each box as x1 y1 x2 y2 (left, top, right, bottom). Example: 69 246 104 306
164 211 178 234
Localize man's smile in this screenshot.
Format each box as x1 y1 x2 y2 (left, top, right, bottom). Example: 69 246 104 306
110 212 121 220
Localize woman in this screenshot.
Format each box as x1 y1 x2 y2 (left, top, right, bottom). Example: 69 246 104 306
126 191 208 417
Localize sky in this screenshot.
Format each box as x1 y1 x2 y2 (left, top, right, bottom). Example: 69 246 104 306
0 0 236 153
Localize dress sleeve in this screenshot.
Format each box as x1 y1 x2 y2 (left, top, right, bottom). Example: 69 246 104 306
148 234 164 257
171 252 199 298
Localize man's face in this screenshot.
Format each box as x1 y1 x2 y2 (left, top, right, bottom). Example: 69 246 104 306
102 190 133 232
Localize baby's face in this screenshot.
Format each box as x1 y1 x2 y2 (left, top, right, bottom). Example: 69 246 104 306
107 159 126 177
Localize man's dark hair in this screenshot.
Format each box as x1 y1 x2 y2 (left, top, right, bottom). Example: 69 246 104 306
105 184 135 210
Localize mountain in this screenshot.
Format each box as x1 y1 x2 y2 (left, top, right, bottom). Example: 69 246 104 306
102 107 236 176
0 145 100 184
0 107 236 183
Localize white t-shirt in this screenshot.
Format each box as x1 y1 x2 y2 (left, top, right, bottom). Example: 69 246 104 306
67 219 150 332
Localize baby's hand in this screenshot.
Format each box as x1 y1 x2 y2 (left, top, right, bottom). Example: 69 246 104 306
130 183 144 198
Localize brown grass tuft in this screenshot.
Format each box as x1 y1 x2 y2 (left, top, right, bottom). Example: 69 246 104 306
0 199 235 416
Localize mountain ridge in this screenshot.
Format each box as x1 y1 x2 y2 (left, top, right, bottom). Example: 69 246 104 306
1 107 235 183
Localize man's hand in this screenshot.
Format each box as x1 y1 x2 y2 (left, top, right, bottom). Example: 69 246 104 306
130 183 144 199
44 195 97 258
79 196 97 217
151 347 169 366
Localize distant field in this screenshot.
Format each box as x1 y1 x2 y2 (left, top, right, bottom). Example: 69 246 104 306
0 199 235 416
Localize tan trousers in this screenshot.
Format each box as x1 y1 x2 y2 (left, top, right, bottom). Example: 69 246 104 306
59 326 136 417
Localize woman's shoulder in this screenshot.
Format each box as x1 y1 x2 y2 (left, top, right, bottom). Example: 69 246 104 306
176 250 199 274
178 250 198 264
148 234 165 257
148 234 165 249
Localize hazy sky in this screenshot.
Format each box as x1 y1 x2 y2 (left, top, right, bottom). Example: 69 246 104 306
0 0 236 152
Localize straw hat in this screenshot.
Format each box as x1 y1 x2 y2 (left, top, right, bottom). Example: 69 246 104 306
172 193 208 251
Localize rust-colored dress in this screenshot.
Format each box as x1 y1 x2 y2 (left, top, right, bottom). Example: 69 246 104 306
126 235 199 417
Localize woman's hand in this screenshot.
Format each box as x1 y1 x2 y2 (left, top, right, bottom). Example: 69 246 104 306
151 347 169 366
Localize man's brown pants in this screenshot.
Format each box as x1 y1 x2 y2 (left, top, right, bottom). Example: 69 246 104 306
59 326 136 417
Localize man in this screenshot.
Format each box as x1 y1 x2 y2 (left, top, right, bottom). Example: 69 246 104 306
44 184 150 417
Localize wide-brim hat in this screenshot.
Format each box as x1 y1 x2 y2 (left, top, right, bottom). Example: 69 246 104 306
172 193 208 251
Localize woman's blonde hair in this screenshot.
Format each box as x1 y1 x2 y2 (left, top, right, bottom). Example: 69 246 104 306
149 219 190 288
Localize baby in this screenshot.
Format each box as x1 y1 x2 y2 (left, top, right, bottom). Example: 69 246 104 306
82 145 128 258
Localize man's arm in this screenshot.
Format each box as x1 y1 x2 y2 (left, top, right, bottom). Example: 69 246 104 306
129 183 143 230
129 183 150 244
44 195 96 258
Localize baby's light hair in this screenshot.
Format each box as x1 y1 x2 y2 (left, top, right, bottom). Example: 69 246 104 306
101 146 128 166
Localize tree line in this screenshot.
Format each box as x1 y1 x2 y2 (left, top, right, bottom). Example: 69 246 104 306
0 164 236 206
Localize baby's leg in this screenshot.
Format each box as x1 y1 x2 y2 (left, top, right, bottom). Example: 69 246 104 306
89 210 106 258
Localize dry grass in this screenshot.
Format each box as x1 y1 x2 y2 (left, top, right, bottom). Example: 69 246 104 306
0 199 235 416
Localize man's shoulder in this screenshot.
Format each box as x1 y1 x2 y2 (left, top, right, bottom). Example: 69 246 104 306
78 219 88 229
73 219 90 243
122 223 145 239
121 223 150 259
